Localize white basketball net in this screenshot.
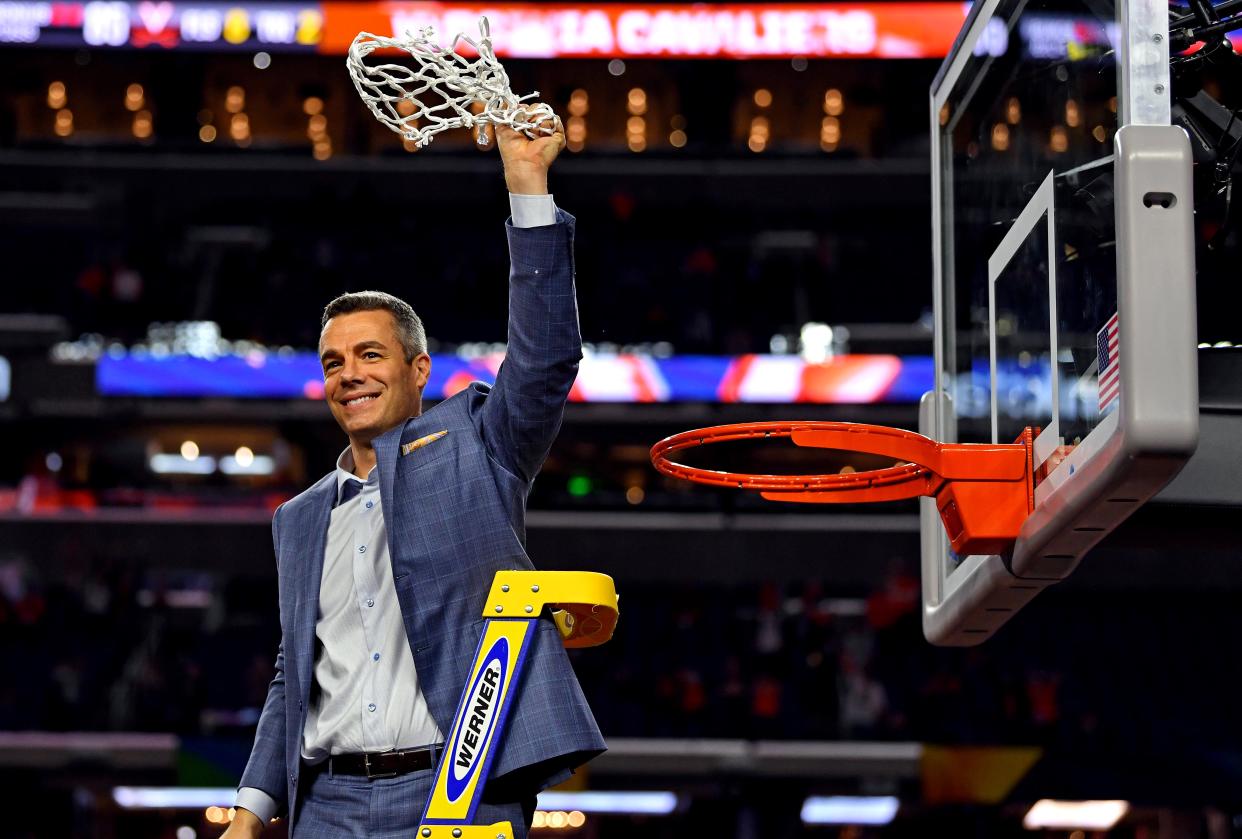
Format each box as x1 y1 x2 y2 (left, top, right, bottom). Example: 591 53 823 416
346 16 557 148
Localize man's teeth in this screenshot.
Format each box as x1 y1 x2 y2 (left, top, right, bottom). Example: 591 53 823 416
346 395 377 406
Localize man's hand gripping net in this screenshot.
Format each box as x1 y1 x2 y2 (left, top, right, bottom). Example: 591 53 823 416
346 16 557 148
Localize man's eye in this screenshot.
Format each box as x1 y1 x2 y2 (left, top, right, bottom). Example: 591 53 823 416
324 361 340 371
364 352 380 359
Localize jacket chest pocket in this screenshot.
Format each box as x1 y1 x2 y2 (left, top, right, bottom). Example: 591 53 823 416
398 431 458 470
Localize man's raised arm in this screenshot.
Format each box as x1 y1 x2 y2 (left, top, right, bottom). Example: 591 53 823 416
478 112 581 483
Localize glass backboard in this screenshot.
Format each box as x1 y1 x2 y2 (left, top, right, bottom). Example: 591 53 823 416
925 0 1199 644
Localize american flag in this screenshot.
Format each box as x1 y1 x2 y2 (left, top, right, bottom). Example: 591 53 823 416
1097 312 1120 413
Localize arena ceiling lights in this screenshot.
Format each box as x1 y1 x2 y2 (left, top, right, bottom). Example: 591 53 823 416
800 796 900 825
112 786 681 815
0 1 970 59
1022 799 1131 831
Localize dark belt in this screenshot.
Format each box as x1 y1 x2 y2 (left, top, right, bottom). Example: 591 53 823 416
308 744 442 779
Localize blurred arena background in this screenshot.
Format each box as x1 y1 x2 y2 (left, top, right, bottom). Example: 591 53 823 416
2 1 1242 836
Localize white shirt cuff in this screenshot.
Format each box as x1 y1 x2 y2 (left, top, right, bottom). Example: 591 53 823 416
235 787 279 825
509 193 557 228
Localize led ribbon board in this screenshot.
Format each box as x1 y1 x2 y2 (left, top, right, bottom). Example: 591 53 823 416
0 1 971 57
7 2 1241 57
96 352 942 404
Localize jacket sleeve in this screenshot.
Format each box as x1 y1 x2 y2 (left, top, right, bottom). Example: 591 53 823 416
237 506 291 816
477 209 583 484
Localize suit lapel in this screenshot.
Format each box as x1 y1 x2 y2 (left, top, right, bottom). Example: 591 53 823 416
373 422 405 522
291 477 335 696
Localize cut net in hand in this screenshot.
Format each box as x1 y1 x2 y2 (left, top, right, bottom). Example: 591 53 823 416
347 16 558 148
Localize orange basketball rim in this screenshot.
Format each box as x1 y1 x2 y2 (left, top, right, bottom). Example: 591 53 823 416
650 422 1035 557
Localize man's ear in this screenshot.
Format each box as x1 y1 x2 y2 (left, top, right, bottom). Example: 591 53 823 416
413 353 432 391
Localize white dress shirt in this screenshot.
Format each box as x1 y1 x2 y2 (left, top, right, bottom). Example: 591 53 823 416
300 449 443 760
236 192 557 824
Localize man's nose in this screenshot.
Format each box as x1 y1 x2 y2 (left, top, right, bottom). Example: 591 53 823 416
339 357 365 382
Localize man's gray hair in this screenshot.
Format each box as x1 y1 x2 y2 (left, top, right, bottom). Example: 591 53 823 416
321 291 427 362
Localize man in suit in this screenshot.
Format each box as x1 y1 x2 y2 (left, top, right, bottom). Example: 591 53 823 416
223 114 604 839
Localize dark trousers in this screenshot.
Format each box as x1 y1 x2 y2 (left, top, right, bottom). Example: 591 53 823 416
293 764 532 839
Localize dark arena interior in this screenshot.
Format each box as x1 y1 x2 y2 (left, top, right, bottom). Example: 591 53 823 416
2 2 1242 837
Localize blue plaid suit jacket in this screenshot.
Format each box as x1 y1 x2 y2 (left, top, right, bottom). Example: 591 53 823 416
239 210 605 830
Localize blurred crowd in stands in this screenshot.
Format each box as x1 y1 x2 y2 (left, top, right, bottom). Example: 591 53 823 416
4 546 1236 753
3 166 929 360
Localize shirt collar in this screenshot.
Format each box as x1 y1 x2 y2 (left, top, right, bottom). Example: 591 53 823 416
334 447 377 505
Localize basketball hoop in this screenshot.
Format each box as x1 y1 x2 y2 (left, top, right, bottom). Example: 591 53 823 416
651 422 1035 556
347 16 558 148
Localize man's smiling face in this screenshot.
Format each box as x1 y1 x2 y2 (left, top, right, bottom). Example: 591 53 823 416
319 309 431 445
